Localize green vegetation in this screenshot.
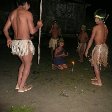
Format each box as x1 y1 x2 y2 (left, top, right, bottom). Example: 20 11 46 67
9 106 33 112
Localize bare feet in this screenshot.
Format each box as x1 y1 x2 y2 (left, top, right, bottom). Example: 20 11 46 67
91 77 97 81
53 65 64 70
91 80 102 86
52 64 57 70
57 65 64 70
18 85 32 93
15 84 19 90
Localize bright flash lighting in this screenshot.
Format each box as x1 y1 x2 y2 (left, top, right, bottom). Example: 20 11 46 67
72 61 75 65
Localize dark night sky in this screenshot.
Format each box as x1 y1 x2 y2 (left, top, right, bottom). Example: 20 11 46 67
0 0 111 13
85 0 111 27
0 0 111 28
0 0 111 21
0 0 111 8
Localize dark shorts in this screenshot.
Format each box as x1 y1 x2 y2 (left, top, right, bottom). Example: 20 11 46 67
53 57 66 65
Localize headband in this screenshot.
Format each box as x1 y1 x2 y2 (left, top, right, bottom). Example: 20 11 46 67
95 15 105 19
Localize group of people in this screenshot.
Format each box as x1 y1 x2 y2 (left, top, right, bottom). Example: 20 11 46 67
48 20 68 70
85 9 108 86
3 0 108 93
77 9 108 86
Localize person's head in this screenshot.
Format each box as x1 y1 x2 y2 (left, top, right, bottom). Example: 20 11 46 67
52 20 59 27
94 9 106 24
52 20 57 24
81 25 86 31
54 23 58 28
17 0 31 10
58 38 64 47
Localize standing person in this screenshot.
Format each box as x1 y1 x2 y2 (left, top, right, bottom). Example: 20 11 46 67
49 20 61 58
85 9 108 86
77 25 89 62
3 0 43 92
52 38 68 70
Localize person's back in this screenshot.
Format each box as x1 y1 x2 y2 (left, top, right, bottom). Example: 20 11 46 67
10 7 31 39
93 23 108 45
3 0 43 92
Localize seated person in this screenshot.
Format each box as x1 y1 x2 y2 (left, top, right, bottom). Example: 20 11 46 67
52 38 68 70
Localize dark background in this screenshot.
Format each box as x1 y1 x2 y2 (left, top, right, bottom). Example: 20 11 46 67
0 0 111 34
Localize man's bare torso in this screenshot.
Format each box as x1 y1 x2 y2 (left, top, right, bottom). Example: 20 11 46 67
51 28 60 38
10 7 31 39
79 32 88 43
50 25 60 39
94 24 108 45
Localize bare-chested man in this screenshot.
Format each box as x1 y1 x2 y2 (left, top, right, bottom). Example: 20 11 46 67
3 0 43 92
49 20 61 58
77 25 88 62
85 9 108 86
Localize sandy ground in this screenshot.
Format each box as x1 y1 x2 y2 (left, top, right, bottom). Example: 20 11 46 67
0 44 112 112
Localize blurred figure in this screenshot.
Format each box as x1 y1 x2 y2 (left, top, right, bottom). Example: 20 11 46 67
85 9 108 86
49 20 61 58
52 38 68 70
3 0 43 92
77 25 88 62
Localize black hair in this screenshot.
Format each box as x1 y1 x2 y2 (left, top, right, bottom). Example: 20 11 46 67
17 0 31 6
94 9 106 19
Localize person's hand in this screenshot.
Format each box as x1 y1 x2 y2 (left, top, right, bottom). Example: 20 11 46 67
37 20 43 28
62 52 68 57
7 38 12 48
85 50 88 57
61 52 65 57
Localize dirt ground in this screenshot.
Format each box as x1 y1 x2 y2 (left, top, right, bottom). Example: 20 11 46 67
0 44 112 112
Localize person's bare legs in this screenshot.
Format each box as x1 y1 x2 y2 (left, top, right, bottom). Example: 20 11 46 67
79 52 84 62
62 64 68 69
51 48 54 59
78 49 82 62
91 65 102 86
15 57 24 89
79 46 84 62
91 77 97 80
18 53 33 92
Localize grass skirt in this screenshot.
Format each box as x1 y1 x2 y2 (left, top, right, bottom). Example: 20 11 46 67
11 40 35 56
91 43 108 69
